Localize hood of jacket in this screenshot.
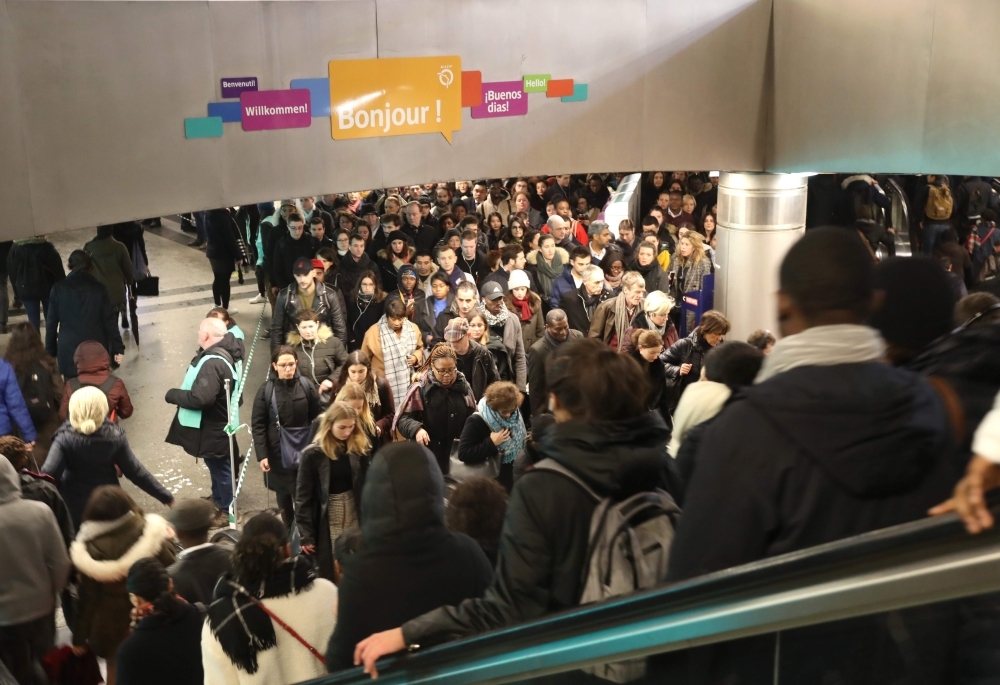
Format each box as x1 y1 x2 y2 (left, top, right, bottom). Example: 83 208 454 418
54 417 127 447
70 512 172 583
536 412 672 498
0 458 22 505
73 340 111 376
360 442 445 548
525 247 570 267
286 324 333 347
742 363 947 498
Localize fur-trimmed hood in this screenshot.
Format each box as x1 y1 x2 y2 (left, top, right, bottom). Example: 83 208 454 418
285 323 333 346
70 512 173 583
376 245 416 264
526 246 570 267
503 290 542 315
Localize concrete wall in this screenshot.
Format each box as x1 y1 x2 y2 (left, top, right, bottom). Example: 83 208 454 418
0 0 771 238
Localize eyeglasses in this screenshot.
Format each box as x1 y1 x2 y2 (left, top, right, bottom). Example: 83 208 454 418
275 361 297 369
433 366 457 377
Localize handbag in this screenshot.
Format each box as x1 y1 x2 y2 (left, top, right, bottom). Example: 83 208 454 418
134 275 159 297
447 428 500 483
271 382 312 469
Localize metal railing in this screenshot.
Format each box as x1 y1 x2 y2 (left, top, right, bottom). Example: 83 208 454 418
302 503 1000 685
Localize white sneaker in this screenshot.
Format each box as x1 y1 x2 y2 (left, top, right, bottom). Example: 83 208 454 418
248 294 265 304
228 308 239 315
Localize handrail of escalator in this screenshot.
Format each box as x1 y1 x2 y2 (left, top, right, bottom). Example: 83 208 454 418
302 501 1000 685
884 177 912 257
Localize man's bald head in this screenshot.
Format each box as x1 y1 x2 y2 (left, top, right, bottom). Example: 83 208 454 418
545 308 571 342
546 309 568 326
198 317 227 350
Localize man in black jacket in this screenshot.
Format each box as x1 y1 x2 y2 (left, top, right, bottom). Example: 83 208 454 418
45 251 124 378
526 309 582 417
662 228 961 685
326 443 492 671
559 265 611 336
444 318 498 401
337 232 380 301
269 213 317 292
166 498 233 605
353 340 674 676
271 258 347 351
165 318 242 520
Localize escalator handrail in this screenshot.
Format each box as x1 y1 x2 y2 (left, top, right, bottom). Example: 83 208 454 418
308 503 1000 685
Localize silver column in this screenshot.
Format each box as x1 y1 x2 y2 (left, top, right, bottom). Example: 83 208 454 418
715 172 808 340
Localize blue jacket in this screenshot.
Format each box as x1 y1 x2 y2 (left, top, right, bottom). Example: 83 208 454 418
548 267 578 311
0 359 37 442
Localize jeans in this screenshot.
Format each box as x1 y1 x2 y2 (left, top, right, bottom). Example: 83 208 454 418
922 222 951 255
22 298 48 332
205 456 233 510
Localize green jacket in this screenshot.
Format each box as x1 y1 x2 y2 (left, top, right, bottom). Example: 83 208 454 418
84 236 134 308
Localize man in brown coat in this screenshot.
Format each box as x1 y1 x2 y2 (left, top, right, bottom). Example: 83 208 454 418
589 271 647 351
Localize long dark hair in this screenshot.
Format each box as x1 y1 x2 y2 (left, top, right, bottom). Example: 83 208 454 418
350 269 386 304
4 322 54 375
336 350 376 396
127 558 178 615
232 513 289 587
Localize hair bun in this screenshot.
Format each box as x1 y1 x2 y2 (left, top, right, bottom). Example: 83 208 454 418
79 419 98 435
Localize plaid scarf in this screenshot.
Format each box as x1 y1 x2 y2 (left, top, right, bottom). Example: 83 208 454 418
479 301 509 328
613 293 637 347
477 396 526 464
392 370 476 433
378 315 417 405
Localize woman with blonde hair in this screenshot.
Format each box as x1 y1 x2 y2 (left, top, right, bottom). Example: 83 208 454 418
619 289 679 355
667 230 714 332
334 381 377 454
294 401 370 579
42 385 173 526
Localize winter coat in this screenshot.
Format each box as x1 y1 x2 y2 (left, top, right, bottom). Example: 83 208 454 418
251 374 323 497
58 340 133 421
17 468 75 547
336 251 380 302
7 239 65 301
0 357 38 442
294 443 368 580
360 320 424 381
416 293 454 345
206 209 250 265
396 376 477 474
271 281 348 351
628 259 671 295
490 314 527 391
401 413 674 648
669 363 956 581
270 233 318 291
504 291 544 350
46 271 125 379
548 267 580 311
526 331 584 417
325 443 493 671
286 327 347 389
667 254 714 331
70 513 177 658
0 459 70 627
164 336 243 461
384 287 427 324
111 222 148 272
42 420 173 527
661 331 714 408
630 350 672 423
116 601 204 685
200 565 338 685
455 340 500 401
84 236 135 309
375 245 416 293
167 543 233 606
619 311 679 356
347 295 384 352
559 285 613 338
589 293 640 349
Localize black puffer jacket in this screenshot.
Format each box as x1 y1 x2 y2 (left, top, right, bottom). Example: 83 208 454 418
271 281 348 351
294 443 369 581
164 336 243 461
661 330 713 409
455 340 500 401
251 374 323 496
8 239 65 301
326 443 492 671
46 271 124 379
285 327 348 389
42 421 173 527
401 412 674 648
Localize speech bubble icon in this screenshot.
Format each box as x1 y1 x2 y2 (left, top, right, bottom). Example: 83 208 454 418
329 56 462 144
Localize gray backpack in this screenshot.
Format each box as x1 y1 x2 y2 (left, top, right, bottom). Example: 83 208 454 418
533 458 681 682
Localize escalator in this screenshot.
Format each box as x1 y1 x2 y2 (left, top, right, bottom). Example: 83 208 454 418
883 176 913 258
303 503 1000 685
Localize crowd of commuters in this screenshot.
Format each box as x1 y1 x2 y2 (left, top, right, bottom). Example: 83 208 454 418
2 171 1000 685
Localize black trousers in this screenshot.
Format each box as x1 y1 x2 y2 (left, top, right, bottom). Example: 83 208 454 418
0 612 55 685
209 258 234 309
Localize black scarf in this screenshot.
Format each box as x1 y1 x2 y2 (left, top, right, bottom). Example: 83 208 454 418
207 555 316 674
581 288 604 317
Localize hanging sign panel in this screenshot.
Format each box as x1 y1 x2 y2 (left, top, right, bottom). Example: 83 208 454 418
329 55 463 143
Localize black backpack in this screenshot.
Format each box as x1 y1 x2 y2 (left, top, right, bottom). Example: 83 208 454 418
18 362 56 426
68 375 120 417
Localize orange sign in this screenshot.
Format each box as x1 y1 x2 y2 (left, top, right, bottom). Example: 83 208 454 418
329 56 463 144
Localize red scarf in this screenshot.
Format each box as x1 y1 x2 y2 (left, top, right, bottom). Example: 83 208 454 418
511 295 532 321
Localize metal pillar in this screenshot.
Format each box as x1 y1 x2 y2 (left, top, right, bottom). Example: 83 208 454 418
715 172 808 340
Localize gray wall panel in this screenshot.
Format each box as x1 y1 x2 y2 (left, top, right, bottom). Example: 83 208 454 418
0 1 34 240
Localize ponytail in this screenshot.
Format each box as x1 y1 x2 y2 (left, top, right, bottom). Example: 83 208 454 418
126 558 177 615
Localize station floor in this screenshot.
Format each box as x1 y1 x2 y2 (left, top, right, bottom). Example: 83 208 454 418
7 219 275 524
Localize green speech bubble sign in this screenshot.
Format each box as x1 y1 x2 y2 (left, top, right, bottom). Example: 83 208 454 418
522 74 550 93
